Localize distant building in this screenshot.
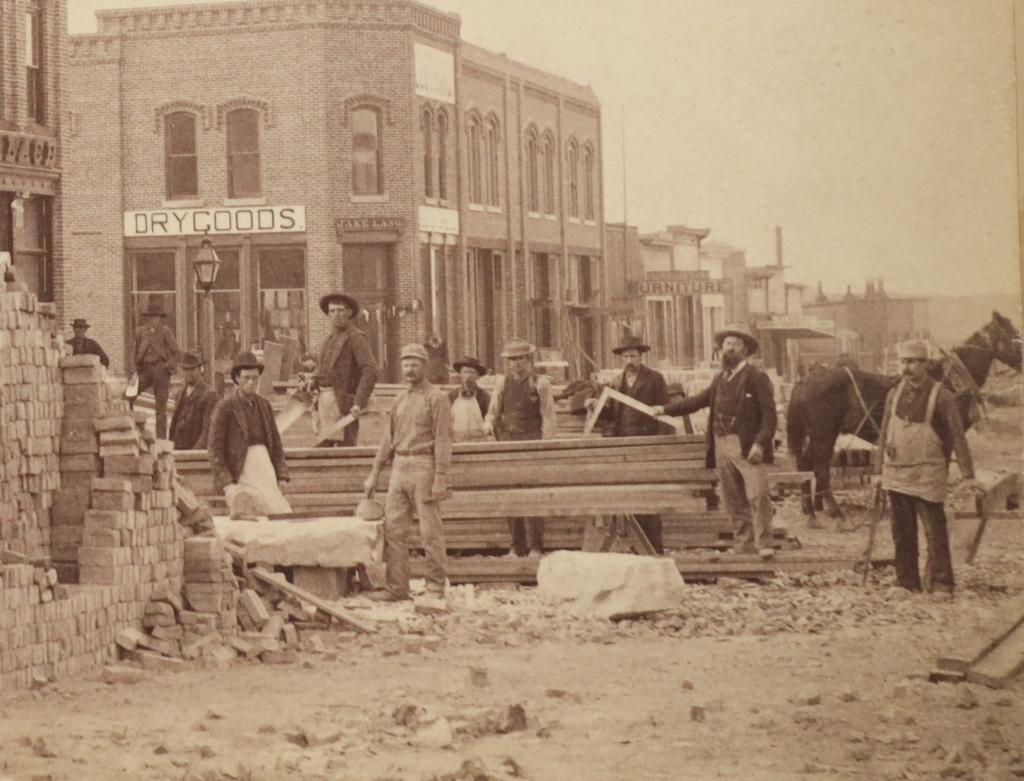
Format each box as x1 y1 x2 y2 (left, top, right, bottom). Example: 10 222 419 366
803 279 930 370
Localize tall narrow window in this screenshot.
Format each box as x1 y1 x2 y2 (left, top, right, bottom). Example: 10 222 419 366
422 109 433 198
165 112 198 199
542 133 556 215
226 108 260 198
567 140 579 219
526 131 539 213
25 4 44 124
437 112 448 201
485 119 500 207
352 107 382 195
467 114 482 204
583 144 595 221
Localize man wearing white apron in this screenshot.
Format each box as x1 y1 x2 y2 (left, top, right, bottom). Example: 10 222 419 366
878 340 983 594
447 356 491 443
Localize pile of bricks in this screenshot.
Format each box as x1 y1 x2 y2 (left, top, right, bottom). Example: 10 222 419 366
0 562 121 691
0 291 63 560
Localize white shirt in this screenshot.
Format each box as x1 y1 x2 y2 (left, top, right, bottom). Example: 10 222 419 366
723 360 747 383
451 394 486 442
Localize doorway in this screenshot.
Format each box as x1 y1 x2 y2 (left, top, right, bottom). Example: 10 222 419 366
342 243 398 380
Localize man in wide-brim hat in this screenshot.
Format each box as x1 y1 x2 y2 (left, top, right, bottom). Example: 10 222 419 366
449 356 491 443
208 352 291 518
314 291 378 447
130 298 180 439
168 351 218 451
586 333 671 553
652 321 777 558
875 339 983 595
483 337 558 557
66 317 109 369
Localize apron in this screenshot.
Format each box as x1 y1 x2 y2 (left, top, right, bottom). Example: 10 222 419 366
225 444 293 517
451 394 487 442
316 388 342 434
881 380 947 503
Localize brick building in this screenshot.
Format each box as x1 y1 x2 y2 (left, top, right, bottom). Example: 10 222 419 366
64 0 605 380
1 0 66 303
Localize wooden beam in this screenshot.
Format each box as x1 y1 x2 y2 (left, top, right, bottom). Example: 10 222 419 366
249 567 375 634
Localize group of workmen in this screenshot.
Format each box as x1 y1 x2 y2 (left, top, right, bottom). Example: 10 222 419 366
66 292 979 608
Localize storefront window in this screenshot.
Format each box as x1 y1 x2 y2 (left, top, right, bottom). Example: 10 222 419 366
14 195 52 301
258 247 307 374
131 251 177 335
191 248 241 369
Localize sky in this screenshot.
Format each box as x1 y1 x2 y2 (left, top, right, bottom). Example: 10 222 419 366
69 0 1022 299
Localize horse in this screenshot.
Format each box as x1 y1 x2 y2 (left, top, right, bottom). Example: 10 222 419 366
786 311 1022 523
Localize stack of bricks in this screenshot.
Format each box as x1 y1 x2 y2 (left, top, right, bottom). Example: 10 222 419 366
182 536 238 637
0 562 120 692
52 353 130 581
0 290 63 559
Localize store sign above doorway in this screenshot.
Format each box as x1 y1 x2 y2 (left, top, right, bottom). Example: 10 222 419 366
418 205 459 236
124 206 306 237
630 278 732 296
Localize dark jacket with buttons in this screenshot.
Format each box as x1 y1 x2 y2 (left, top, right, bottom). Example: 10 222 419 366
208 389 289 492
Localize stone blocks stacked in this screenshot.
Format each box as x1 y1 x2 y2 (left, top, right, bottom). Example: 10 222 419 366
0 291 63 559
182 536 238 636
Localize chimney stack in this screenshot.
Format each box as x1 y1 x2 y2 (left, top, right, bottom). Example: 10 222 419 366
775 226 783 268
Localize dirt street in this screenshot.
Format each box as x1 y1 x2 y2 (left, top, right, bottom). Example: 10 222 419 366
1 411 1021 781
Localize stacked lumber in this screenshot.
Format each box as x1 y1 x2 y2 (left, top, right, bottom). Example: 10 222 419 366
930 593 1024 688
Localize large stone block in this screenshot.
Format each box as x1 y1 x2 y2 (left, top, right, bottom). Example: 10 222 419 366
212 516 382 568
537 551 686 619
51 488 91 525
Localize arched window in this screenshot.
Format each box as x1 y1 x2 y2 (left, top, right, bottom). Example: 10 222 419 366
467 113 483 204
165 111 198 199
437 111 448 201
226 108 260 198
352 107 382 195
583 143 595 221
526 129 540 214
566 139 579 219
542 132 556 215
485 118 500 207
422 109 433 198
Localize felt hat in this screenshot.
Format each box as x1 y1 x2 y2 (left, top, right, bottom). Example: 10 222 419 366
452 356 488 376
400 343 429 362
500 337 535 359
319 292 360 317
897 340 930 361
71 318 90 330
143 300 166 317
179 352 203 370
612 335 651 355
230 351 263 382
714 322 759 354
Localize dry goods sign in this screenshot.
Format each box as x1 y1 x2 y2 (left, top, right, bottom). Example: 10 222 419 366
124 206 306 237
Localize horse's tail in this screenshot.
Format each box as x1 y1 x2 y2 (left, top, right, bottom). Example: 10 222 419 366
786 391 809 462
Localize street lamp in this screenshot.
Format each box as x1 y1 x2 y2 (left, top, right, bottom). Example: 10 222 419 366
192 235 221 391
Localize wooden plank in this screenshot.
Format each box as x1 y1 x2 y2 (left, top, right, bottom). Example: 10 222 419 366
249 567 375 634
965 620 1024 688
934 592 1024 673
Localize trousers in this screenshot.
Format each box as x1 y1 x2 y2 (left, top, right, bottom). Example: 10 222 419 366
888 490 954 592
132 360 172 439
383 455 446 597
714 434 773 551
497 428 545 555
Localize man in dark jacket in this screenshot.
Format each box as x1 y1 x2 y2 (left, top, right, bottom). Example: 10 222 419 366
66 318 110 369
169 352 218 450
131 300 179 439
208 352 290 514
314 292 378 446
653 323 777 557
448 356 491 442
587 334 670 552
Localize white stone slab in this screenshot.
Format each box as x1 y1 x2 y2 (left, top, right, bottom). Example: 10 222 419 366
213 515 382 568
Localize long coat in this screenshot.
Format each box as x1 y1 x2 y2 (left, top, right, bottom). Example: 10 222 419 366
67 336 110 368
208 390 289 492
133 321 178 371
601 364 670 437
665 364 777 468
315 327 378 415
169 385 219 451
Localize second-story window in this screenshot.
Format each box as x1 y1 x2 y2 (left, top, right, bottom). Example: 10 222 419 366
26 4 44 124
165 112 198 199
352 107 382 195
467 114 482 204
567 140 579 219
437 112 448 201
526 130 540 213
422 109 433 198
542 132 556 215
226 108 260 198
583 144 595 221
485 119 500 207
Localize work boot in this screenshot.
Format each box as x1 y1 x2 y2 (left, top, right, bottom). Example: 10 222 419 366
527 548 543 559
414 593 449 615
758 548 776 560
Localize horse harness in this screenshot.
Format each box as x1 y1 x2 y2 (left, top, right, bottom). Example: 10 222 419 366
842 367 883 443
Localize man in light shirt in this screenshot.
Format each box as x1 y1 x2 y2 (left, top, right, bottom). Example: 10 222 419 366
447 356 491 443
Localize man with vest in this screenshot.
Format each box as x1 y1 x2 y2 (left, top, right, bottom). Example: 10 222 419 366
876 340 983 595
586 334 671 553
66 318 110 369
448 356 491 443
314 292 378 446
131 300 179 440
169 352 219 450
652 323 777 558
482 337 558 557
363 344 453 609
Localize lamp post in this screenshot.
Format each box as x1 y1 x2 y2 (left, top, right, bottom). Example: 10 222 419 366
192 235 221 392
